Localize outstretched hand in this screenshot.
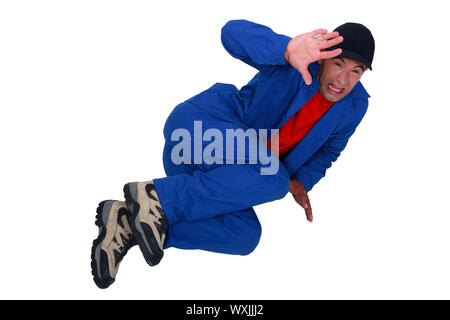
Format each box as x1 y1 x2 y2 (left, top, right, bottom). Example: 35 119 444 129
284 29 344 85
289 180 313 222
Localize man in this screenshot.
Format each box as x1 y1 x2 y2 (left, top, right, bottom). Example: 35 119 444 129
91 19 375 288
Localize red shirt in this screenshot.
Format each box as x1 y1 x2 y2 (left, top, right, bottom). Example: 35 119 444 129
268 90 334 156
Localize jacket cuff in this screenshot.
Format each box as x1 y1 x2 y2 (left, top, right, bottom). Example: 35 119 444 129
273 34 292 65
291 172 313 193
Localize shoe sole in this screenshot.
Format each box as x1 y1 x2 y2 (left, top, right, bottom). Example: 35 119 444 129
91 200 115 289
123 182 163 266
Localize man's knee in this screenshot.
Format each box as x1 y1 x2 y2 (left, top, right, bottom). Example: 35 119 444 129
163 102 195 141
163 108 182 141
237 221 262 256
231 210 262 256
272 163 290 199
254 161 290 202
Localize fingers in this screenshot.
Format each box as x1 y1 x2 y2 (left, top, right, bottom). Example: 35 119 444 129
292 193 306 208
301 192 313 222
319 48 342 60
310 29 328 38
299 65 312 85
292 192 313 222
293 193 309 213
316 31 340 42
303 195 313 222
305 206 313 222
305 195 312 212
318 35 343 49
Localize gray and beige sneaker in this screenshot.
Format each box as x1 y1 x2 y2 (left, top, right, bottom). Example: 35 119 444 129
123 180 169 267
91 200 136 289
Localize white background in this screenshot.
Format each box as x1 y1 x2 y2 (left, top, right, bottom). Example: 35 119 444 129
0 0 449 299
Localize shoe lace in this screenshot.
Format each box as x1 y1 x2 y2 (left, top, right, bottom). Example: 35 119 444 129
152 204 167 226
112 222 135 261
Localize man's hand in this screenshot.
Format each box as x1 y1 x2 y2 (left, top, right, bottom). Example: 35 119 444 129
284 29 344 85
289 180 313 222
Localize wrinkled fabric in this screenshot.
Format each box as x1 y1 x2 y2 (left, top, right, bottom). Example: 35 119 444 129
153 19 370 255
185 19 370 191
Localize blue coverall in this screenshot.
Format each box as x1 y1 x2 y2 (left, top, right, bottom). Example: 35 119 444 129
153 19 371 255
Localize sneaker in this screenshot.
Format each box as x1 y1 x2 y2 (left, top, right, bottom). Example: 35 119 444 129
123 180 169 266
91 200 136 289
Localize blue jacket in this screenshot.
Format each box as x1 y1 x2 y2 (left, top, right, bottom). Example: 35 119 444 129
184 19 370 192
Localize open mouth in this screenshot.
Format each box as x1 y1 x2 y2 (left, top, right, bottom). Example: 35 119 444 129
327 83 345 96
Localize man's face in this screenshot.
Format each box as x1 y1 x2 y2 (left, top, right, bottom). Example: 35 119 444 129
317 56 367 102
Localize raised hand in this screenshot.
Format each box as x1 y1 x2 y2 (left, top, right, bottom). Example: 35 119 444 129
289 179 313 222
284 29 344 85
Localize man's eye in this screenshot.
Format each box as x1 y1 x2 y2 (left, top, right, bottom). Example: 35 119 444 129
353 70 360 74
334 63 341 67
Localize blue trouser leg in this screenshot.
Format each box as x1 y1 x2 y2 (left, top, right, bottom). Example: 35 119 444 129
154 102 290 255
164 207 262 256
153 160 289 224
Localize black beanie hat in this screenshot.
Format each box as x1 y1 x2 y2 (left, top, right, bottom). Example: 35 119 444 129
328 22 375 70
